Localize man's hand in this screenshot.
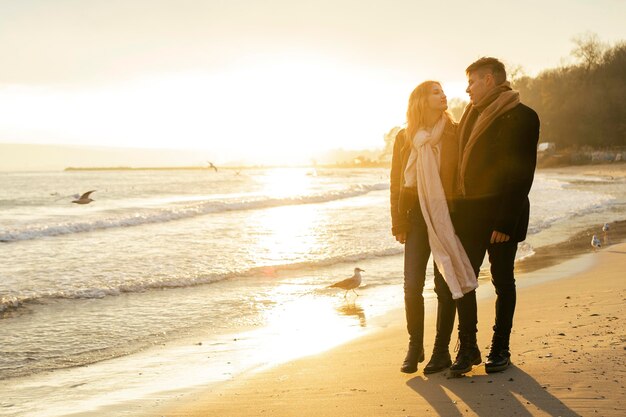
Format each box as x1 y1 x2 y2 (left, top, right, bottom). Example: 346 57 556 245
490 231 510 244
395 233 407 244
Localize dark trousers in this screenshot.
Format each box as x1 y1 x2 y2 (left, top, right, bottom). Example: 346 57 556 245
451 205 491 335
404 206 455 346
488 239 518 337
452 200 519 338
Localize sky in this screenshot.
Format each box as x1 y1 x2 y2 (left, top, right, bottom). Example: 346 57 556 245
0 0 624 165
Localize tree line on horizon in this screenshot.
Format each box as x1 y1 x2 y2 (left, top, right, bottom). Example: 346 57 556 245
513 33 626 149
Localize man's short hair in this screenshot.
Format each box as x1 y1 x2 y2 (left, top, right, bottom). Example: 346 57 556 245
466 57 507 85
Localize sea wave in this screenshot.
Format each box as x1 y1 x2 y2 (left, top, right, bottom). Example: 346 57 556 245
515 241 535 261
0 246 403 313
0 183 388 243
527 176 614 235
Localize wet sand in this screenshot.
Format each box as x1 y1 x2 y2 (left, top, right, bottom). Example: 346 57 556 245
516 219 626 274
150 241 625 417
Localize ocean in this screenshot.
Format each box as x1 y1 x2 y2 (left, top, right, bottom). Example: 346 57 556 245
0 167 624 416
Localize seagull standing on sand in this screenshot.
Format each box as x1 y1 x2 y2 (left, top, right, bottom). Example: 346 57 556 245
591 234 601 251
329 268 364 298
72 190 96 205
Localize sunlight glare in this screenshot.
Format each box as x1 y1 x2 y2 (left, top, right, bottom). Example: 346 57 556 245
259 292 364 364
0 56 412 165
253 204 323 266
241 168 327 266
258 168 315 199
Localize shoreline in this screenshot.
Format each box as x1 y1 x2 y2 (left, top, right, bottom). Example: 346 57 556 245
5 240 616 417
516 219 626 274
2 163 625 416
4 216 623 382
49 160 626 173
538 161 626 176
147 164 626 417
151 242 625 417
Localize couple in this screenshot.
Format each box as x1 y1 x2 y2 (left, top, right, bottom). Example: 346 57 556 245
390 57 540 376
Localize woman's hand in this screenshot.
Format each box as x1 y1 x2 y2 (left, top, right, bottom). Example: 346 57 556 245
395 233 407 244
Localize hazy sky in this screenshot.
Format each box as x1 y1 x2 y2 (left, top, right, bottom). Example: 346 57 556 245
1 0 624 164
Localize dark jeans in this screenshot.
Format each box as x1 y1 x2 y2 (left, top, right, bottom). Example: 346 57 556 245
404 206 455 345
451 205 491 335
452 200 519 338
488 239 518 337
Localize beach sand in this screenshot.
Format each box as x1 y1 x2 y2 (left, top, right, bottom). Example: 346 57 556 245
150 241 625 417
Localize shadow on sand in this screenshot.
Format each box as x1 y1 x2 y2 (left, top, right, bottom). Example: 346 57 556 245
406 365 579 416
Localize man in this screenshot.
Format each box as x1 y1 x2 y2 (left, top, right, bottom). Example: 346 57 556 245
449 57 540 375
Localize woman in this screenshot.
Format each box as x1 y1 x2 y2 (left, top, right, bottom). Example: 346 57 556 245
390 81 477 374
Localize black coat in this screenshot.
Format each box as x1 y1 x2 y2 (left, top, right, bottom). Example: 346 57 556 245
458 103 540 242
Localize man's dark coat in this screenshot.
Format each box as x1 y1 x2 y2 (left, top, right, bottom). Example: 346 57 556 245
458 103 540 243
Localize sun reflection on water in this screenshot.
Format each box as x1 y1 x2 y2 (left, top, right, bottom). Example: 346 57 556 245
251 204 325 265
248 168 329 266
238 168 371 365
254 283 368 365
258 167 316 199
336 303 367 327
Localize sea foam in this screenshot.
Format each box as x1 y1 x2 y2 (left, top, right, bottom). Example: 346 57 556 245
0 183 388 243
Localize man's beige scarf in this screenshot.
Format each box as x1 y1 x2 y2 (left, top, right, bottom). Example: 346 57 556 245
457 83 520 195
404 115 477 299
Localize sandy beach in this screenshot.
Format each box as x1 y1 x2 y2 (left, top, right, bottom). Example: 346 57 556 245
148 240 625 417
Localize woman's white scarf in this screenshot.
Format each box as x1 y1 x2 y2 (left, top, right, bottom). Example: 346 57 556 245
404 115 478 299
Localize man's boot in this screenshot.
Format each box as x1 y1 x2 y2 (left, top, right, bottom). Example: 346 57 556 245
423 301 455 374
401 295 424 373
485 331 511 373
449 331 481 376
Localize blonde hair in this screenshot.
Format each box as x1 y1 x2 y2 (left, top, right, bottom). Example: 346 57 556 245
405 81 450 142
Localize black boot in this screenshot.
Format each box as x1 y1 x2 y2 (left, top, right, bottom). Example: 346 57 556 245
401 295 424 374
485 332 511 373
401 343 425 373
423 345 451 374
423 300 455 374
449 332 481 376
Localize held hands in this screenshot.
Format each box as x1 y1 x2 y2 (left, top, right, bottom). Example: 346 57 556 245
395 233 407 244
491 231 511 244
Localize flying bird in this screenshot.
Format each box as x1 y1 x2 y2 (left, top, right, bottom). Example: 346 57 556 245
329 268 364 298
72 190 96 205
207 161 218 172
591 235 601 251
